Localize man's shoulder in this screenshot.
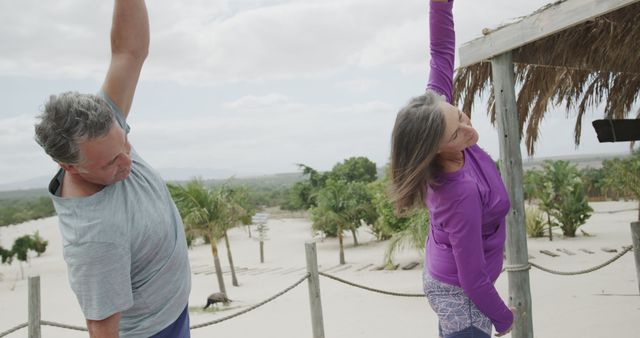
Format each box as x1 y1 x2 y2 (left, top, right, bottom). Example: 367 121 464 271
60 174 104 199
55 195 128 247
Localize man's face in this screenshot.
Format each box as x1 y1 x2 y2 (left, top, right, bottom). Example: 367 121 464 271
65 122 132 186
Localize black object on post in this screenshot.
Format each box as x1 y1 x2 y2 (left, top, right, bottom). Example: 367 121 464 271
592 119 640 142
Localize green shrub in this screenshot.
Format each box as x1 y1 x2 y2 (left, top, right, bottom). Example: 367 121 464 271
537 161 593 237
31 231 48 256
525 206 546 238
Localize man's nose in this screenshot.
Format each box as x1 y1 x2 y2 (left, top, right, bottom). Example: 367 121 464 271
118 153 132 168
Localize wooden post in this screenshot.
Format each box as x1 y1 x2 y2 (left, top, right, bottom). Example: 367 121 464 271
491 52 534 338
631 221 640 294
28 276 41 338
260 241 264 263
305 242 325 338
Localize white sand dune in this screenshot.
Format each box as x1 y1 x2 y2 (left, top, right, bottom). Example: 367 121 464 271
1 201 638 338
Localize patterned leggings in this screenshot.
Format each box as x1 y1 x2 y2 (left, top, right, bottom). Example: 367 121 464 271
423 273 492 338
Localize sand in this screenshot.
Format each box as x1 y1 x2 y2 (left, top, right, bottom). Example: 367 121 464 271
1 201 638 338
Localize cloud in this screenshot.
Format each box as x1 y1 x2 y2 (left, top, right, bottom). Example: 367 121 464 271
126 94 397 175
335 78 382 93
0 114 56 183
356 19 427 73
0 0 429 84
223 93 295 111
0 0 556 85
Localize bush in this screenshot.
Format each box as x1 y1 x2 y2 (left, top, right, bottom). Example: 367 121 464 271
537 161 593 237
369 179 412 240
0 231 49 265
0 246 13 264
525 206 546 238
31 231 48 257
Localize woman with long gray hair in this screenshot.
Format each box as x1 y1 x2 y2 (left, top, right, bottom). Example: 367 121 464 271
390 1 514 337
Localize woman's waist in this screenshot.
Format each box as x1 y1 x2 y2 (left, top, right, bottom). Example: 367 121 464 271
426 238 505 269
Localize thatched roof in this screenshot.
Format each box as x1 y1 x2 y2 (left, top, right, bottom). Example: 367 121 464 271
453 0 640 155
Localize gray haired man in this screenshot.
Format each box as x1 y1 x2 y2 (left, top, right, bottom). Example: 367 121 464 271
34 1 191 337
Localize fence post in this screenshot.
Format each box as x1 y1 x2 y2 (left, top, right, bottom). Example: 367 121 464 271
28 276 41 338
260 241 265 263
305 242 325 338
631 222 640 294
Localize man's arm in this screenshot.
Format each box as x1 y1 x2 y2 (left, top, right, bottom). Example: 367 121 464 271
87 312 121 338
101 0 149 119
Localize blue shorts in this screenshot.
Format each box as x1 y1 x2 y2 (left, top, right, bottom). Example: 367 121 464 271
423 273 492 338
150 305 190 338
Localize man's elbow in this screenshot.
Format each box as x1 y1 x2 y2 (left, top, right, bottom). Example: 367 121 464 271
110 33 149 63
86 312 121 338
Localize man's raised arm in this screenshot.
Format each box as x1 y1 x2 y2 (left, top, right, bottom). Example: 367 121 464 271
101 0 149 119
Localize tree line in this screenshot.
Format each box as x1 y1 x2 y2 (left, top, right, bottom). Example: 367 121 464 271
0 196 55 227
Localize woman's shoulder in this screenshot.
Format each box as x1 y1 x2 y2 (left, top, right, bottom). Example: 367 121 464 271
429 173 479 199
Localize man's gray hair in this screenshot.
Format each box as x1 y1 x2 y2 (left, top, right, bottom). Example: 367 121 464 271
34 92 115 165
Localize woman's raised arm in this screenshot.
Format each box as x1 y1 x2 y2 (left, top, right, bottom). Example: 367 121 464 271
426 0 455 103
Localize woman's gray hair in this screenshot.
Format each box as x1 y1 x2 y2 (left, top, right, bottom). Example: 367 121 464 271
389 90 446 213
34 92 115 165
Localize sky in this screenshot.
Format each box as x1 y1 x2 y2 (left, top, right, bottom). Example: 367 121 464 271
0 0 635 186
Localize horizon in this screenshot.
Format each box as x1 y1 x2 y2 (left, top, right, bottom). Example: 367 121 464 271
0 150 632 192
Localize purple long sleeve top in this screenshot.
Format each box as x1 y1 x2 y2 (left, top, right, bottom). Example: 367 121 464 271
424 0 514 333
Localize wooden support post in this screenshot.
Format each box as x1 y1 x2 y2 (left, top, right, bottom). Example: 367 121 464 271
305 242 325 338
631 222 640 294
491 52 534 338
28 276 41 338
260 241 265 263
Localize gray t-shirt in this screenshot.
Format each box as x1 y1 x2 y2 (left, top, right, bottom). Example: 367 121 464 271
48 92 191 337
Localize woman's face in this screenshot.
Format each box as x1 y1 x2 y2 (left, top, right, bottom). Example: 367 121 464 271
437 101 478 154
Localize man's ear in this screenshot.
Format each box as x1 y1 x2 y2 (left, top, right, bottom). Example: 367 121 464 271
60 162 80 175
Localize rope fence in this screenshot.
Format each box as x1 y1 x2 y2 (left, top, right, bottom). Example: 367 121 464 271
529 245 633 275
318 272 424 297
0 324 26 338
190 273 309 329
0 274 310 337
1 241 637 338
40 321 86 332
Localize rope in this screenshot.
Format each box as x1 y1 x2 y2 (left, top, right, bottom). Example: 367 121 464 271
503 264 532 272
41 321 87 332
593 208 639 214
318 272 424 297
529 245 633 275
190 273 310 329
1 245 635 335
0 323 27 337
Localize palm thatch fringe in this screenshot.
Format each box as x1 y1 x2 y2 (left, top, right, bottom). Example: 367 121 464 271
453 2 640 155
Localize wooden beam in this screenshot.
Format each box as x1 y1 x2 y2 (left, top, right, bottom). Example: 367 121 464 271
459 0 640 68
512 53 640 75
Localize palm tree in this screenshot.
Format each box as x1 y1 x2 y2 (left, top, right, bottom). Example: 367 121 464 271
383 209 429 268
168 179 227 295
310 179 376 264
218 186 254 287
